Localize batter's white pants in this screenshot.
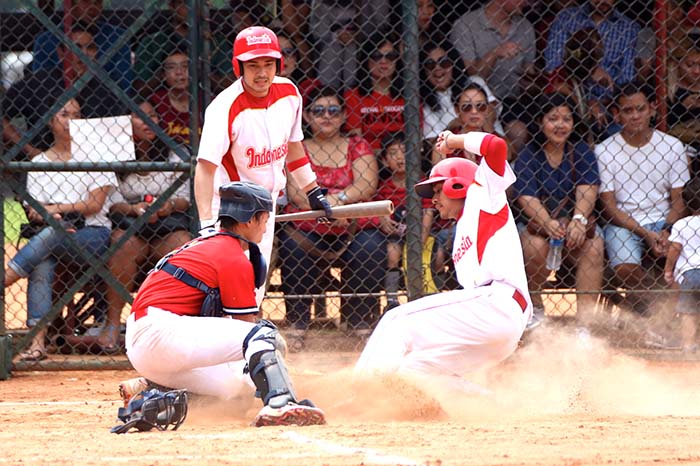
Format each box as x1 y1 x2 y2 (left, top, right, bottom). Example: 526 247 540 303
355 283 531 378
125 307 256 399
250 206 276 307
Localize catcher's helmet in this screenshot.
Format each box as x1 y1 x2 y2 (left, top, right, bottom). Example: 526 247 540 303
415 157 478 199
232 26 282 77
218 181 273 223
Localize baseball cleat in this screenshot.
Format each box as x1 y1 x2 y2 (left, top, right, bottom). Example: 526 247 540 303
253 402 326 427
118 377 149 407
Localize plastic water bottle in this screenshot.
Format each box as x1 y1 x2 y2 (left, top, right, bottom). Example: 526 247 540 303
546 237 564 271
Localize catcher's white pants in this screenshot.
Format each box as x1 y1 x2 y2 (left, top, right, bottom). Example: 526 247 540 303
355 283 530 377
125 307 256 399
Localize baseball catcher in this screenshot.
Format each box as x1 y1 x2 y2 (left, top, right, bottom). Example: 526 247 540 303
114 181 325 430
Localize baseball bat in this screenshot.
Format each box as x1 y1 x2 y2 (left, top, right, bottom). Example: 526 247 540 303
275 200 394 222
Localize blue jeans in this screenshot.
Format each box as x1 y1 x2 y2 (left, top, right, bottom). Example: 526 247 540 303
9 226 110 326
604 220 666 268
677 268 700 315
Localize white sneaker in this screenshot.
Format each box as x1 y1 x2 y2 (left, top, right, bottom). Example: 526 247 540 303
253 402 326 427
118 377 149 407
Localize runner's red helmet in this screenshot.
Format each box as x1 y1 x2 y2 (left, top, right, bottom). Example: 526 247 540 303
415 157 478 199
232 26 283 77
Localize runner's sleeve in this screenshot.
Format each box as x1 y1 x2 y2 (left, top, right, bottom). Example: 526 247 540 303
464 132 516 202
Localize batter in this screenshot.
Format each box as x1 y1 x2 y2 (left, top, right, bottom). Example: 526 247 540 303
355 131 532 380
194 26 331 305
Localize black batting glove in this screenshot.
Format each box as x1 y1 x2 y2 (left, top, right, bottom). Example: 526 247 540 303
306 186 333 223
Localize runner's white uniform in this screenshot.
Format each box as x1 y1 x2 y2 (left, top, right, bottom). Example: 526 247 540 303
355 137 532 378
197 76 304 304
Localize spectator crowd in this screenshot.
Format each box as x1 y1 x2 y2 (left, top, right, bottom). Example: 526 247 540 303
2 0 700 356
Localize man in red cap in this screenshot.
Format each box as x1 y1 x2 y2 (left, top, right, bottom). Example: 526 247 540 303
355 131 532 391
194 26 332 306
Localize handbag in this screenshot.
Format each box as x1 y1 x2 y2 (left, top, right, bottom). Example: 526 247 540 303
525 144 596 240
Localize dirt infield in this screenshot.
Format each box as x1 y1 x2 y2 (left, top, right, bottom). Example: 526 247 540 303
2 327 700 466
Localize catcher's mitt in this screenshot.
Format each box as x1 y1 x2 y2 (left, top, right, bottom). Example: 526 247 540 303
110 388 188 434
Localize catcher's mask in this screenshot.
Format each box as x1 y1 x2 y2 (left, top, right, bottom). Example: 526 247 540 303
111 389 188 434
415 157 478 200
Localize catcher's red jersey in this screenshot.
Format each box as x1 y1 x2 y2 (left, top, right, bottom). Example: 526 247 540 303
131 234 258 317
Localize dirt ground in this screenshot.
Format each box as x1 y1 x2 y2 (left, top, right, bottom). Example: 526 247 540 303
2 327 700 466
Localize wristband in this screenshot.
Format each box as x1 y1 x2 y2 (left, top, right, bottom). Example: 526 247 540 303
337 191 349 205
288 160 317 188
200 218 216 229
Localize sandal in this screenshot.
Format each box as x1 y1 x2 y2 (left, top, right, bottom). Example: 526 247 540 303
18 348 47 362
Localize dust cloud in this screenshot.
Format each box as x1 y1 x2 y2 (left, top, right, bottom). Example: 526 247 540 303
297 326 700 423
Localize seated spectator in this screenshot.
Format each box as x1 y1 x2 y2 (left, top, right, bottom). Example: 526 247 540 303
278 86 383 335
31 0 133 92
4 98 116 361
314 14 360 94
420 40 468 142
97 98 192 352
513 93 604 332
546 27 620 144
596 81 689 326
449 0 535 166
664 178 700 353
543 0 642 87
277 32 321 103
132 0 190 97
430 82 503 165
148 43 201 149
368 132 408 311
344 31 406 153
668 44 700 150
3 21 126 161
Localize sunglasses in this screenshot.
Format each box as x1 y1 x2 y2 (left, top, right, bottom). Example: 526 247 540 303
281 47 296 57
370 50 400 61
309 105 343 117
459 102 488 113
425 56 452 71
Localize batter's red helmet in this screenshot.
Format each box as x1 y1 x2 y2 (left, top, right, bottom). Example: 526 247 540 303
415 157 478 199
232 26 283 77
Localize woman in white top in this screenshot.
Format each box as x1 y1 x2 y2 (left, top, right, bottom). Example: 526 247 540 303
98 98 192 352
5 98 117 361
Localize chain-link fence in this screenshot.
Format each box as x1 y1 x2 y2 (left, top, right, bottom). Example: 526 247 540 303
2 0 699 375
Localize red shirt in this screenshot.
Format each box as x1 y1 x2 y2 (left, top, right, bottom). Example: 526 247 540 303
150 89 201 146
131 234 257 316
286 135 374 234
343 88 406 151
361 177 406 229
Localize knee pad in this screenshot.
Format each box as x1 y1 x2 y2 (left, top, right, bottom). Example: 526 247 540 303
242 319 287 357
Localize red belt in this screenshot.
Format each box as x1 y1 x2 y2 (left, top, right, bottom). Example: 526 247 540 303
133 307 148 321
512 289 527 313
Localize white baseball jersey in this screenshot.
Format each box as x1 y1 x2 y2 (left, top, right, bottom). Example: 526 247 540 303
197 76 304 217
196 76 304 304
452 160 530 294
